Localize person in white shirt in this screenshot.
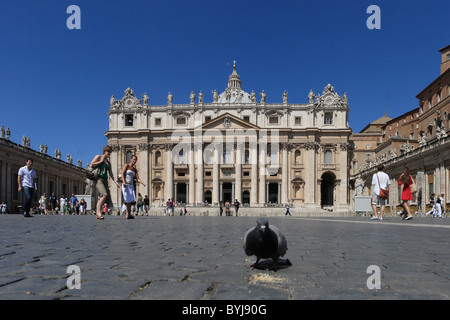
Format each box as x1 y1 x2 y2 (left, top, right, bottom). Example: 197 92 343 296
60 195 66 215
371 164 390 221
18 158 37 217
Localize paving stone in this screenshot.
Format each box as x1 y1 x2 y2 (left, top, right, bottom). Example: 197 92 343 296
0 214 449 300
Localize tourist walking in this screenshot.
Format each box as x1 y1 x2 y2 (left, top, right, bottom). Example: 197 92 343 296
70 193 78 215
17 158 37 217
144 195 150 215
166 198 172 216
285 205 291 216
234 199 240 217
371 164 390 220
90 145 120 220
79 198 86 215
48 192 57 214
39 193 47 214
136 193 144 215
60 195 66 215
435 197 443 218
398 167 413 220
120 154 146 219
225 200 231 216
425 193 436 217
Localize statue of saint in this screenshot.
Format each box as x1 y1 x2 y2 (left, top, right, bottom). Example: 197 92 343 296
212 90 218 103
250 90 256 103
260 90 266 103
167 92 173 105
282 90 288 103
142 92 149 105
308 90 315 104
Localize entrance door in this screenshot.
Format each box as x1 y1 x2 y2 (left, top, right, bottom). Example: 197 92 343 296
222 182 232 203
321 172 336 208
242 191 250 204
176 183 187 204
268 183 279 204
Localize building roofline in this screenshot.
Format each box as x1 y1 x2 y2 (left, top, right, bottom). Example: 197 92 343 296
438 44 450 52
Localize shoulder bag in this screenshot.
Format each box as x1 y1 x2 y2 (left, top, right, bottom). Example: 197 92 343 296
376 173 389 200
410 176 417 194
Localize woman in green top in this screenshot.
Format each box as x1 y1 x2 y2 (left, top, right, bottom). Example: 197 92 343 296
90 145 120 219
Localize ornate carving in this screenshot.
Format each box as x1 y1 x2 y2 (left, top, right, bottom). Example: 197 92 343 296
304 142 319 151
223 116 231 128
138 143 149 151
110 144 120 152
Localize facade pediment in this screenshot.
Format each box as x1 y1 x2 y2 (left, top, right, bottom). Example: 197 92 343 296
197 113 260 132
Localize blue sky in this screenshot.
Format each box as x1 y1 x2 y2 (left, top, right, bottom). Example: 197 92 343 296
0 0 448 167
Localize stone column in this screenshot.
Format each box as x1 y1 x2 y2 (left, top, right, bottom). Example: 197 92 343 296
281 143 288 204
304 142 318 209
138 143 149 202
189 145 195 205
213 147 220 205
165 143 173 201
259 144 266 205
235 142 243 202
196 142 203 204
231 181 235 202
109 144 121 208
250 144 258 205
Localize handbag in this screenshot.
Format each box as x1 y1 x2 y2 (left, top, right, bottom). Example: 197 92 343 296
376 173 389 200
86 166 101 180
410 176 417 194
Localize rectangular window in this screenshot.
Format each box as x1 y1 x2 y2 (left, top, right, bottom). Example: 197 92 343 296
295 117 302 125
125 114 134 127
324 150 332 164
243 116 250 122
324 112 333 125
155 118 161 126
269 116 278 124
176 117 186 125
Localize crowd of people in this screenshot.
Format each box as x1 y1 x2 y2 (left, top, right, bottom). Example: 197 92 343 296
6 149 447 220
370 164 447 220
33 193 88 215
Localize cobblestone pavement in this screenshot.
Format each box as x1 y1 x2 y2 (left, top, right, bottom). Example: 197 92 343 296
0 214 449 300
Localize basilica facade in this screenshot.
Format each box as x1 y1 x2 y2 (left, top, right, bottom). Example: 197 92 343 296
105 63 351 211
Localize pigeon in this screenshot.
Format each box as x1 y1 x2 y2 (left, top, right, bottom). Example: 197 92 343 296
243 217 289 271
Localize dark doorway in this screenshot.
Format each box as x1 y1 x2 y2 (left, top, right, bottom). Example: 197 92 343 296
222 182 232 203
321 172 335 207
242 190 250 204
268 182 279 204
176 183 187 204
204 190 212 204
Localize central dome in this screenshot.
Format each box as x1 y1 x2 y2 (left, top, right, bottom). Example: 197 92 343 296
217 61 253 103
